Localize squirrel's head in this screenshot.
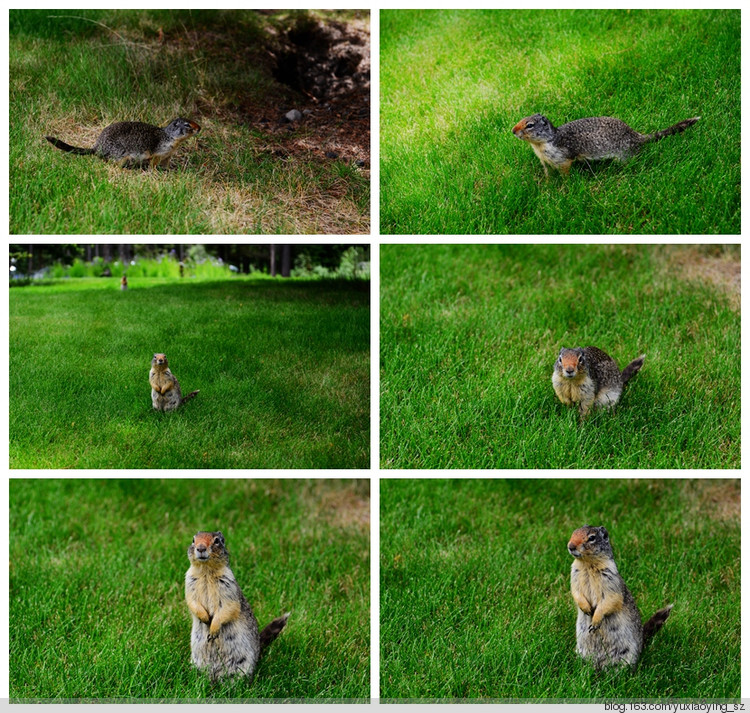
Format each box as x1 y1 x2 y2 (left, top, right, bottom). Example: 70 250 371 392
568 525 611 559
188 531 228 564
152 353 168 366
512 114 554 142
165 118 201 139
557 347 585 378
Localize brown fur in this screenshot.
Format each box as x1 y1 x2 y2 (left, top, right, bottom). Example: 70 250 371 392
185 531 289 681
552 346 644 418
568 525 672 668
149 353 199 411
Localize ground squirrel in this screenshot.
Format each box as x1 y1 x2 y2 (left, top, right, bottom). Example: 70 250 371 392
568 525 673 669
185 531 290 681
552 346 644 418
45 118 200 169
149 353 199 411
512 114 700 175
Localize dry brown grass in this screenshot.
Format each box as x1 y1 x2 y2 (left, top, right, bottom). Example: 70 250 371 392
665 245 740 311
687 479 740 524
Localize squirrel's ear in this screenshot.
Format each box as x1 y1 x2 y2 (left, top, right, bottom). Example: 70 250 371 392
600 527 609 540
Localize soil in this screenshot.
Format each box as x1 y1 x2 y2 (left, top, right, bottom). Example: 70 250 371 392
170 12 370 171
242 13 370 170
667 245 740 311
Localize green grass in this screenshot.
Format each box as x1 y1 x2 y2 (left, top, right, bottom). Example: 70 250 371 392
10 478 370 700
380 244 739 469
10 277 369 468
380 9 739 234
11 9 369 234
380 479 740 700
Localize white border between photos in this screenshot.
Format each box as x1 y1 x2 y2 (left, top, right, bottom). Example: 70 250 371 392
3 1 747 710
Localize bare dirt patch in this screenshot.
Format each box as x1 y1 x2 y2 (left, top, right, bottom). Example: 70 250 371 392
187 12 370 170
258 14 370 169
666 245 740 311
314 481 370 532
680 479 740 524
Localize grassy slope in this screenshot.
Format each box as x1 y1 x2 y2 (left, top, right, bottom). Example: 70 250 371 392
380 9 739 234
10 277 369 469
380 245 739 469
10 10 368 234
9 478 370 700
380 479 740 700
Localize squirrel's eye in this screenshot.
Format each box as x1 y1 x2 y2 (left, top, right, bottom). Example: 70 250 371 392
588 535 597 542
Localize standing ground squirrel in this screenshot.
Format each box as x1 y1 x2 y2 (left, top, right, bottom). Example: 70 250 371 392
45 118 200 169
149 353 199 411
552 346 644 418
568 525 673 669
185 531 290 681
512 114 700 175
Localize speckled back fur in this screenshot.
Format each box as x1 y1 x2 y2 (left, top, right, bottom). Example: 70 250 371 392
513 114 699 175
568 525 644 668
45 118 200 167
552 346 644 417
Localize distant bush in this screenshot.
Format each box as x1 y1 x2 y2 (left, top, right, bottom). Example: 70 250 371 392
293 247 370 279
68 258 88 278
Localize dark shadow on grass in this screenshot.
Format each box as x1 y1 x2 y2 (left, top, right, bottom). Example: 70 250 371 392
11 276 370 303
127 277 371 306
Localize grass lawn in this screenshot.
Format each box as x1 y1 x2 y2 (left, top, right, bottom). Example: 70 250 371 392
10 276 369 469
380 9 739 234
380 244 739 469
380 478 740 700
11 9 369 234
10 478 370 700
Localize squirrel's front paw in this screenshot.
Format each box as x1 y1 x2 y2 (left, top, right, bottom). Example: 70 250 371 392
588 623 601 633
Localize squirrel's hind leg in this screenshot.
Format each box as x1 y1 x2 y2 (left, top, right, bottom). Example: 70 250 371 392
593 386 622 411
557 159 574 176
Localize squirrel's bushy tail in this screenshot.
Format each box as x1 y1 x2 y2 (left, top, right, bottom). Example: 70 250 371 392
45 136 95 155
181 390 200 405
260 612 290 651
643 603 673 644
621 355 645 385
645 117 700 143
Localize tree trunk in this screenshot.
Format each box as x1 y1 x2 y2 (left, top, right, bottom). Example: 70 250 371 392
270 244 277 276
281 244 291 277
